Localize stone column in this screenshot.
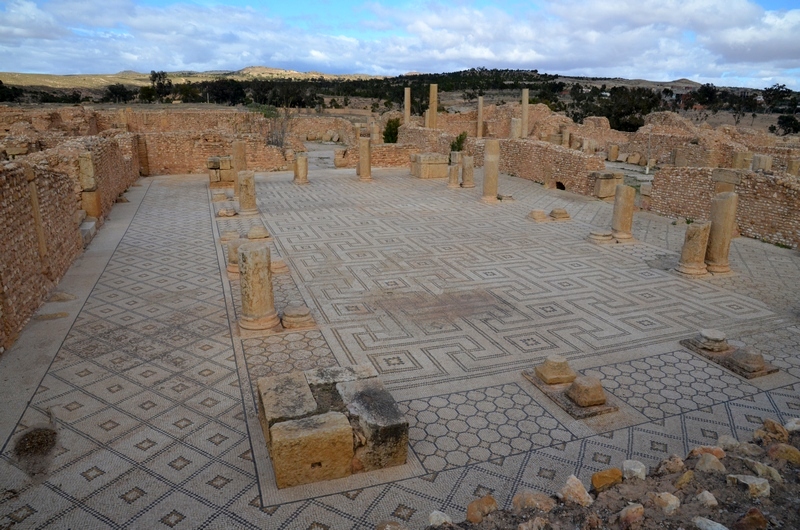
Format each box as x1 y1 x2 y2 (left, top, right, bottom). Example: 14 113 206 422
429 84 438 129
477 96 484 139
510 118 521 139
404 87 411 125
359 137 372 181
448 165 460 189
611 184 635 240
521 88 529 138
705 192 738 273
370 121 381 143
232 140 246 200
238 170 258 215
227 238 247 277
293 153 308 185
238 242 281 332
676 222 711 276
482 140 500 203
461 156 475 188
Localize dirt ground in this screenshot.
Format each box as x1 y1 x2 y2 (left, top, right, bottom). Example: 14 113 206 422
429 425 800 530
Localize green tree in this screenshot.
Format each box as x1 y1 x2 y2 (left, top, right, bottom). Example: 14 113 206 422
774 115 800 135
138 85 156 103
763 83 791 113
103 83 136 103
383 118 401 143
149 71 172 101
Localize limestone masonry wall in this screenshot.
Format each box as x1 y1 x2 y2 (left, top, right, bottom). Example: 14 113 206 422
497 139 606 193
0 161 83 351
649 167 800 248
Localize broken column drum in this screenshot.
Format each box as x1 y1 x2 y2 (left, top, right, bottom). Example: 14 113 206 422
238 170 258 215
238 242 281 332
359 138 372 181
676 222 711 276
482 139 500 203
226 238 248 275
232 140 246 199
294 153 309 184
611 184 635 239
705 192 738 273
461 155 475 188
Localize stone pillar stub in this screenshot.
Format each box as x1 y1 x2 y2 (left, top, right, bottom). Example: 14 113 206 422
676 222 711 276
404 87 411 125
79 152 96 191
227 238 248 276
358 138 372 181
232 141 246 199
521 88 529 138
510 118 522 139
477 96 484 139
461 155 475 188
448 165 460 189
238 242 282 332
705 192 738 274
482 139 500 203
429 84 438 129
238 170 258 215
611 184 636 239
294 153 309 184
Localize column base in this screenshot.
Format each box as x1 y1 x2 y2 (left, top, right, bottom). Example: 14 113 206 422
237 208 260 216
461 183 475 188
706 262 731 274
611 230 632 240
675 263 708 276
239 311 282 333
481 195 499 204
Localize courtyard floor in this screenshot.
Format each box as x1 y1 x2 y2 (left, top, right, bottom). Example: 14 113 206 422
1 166 799 529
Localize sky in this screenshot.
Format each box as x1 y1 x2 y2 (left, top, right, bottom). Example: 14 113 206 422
0 0 798 90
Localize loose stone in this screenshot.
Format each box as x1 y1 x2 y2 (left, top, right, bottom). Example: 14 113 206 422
466 494 498 523
695 453 726 473
726 475 770 497
693 516 731 530
428 510 452 526
566 376 606 407
766 443 800 465
695 490 718 508
512 491 555 513
558 475 593 506
653 492 680 515
618 503 644 529
622 460 647 481
591 468 622 492
534 355 576 384
732 508 768 530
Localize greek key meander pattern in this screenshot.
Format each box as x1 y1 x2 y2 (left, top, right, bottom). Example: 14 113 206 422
2 169 799 530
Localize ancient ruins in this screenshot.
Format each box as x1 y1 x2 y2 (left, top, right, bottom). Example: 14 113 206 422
1 85 799 528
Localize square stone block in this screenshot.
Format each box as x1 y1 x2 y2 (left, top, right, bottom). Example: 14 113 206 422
305 365 378 413
257 372 318 444
269 412 354 489
219 156 232 170
413 153 449 179
81 190 102 219
207 156 221 169
219 168 235 182
594 174 622 198
337 378 408 473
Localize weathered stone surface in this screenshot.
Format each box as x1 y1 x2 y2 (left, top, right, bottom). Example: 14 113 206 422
281 304 315 330
337 378 408 472
461 155 475 188
591 468 622 492
767 442 800 465
693 516 730 530
690 446 726 459
518 517 548 530
527 209 549 222
674 470 694 489
558 475 593 506
534 355 576 384
294 153 309 185
742 458 782 483
270 258 289 275
695 453 726 473
238 170 258 215
257 372 318 443
428 510 452 526
705 191 738 273
655 455 685 475
737 443 765 458
447 164 460 189
270 411 354 489
727 475 770 497
732 508 768 530
549 208 570 220
753 418 789 444
731 349 768 375
359 138 372 181
482 139 500 203
512 491 555 513
622 460 647 480
695 490 718 507
785 418 800 432
653 492 680 515
566 376 606 407
618 503 644 529
588 229 614 244
238 242 281 332
611 184 636 239
220 229 240 242
226 238 247 275
305 365 378 413
466 494 498 523
676 222 711 275
718 435 740 451
247 225 270 240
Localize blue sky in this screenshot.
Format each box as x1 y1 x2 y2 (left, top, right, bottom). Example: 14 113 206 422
1 0 798 89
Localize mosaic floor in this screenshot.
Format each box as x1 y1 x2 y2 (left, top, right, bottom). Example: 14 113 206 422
1 167 799 529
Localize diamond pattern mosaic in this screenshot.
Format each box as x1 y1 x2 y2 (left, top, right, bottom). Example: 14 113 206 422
1 167 799 530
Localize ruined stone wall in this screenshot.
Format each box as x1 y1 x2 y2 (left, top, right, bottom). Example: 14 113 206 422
289 116 359 147
497 139 606 193
648 167 800 248
140 132 286 174
397 125 456 155
0 161 83 351
97 108 266 135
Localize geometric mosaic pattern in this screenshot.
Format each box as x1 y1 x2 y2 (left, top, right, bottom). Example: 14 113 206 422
2 167 799 530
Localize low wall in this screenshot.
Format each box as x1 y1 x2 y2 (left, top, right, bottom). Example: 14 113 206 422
648 167 800 248
0 162 84 352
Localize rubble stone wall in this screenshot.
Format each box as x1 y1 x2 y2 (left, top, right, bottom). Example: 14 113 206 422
497 139 606 193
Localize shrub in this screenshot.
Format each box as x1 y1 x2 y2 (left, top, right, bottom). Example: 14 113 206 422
383 118 401 143
450 131 467 152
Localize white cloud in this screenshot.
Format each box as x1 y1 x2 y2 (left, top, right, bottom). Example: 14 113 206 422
0 0 797 90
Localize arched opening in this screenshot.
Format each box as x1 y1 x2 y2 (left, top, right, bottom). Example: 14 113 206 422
556 181 566 190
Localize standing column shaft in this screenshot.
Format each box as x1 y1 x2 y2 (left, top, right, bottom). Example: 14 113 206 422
705 192 738 273
461 155 475 188
404 87 411 125
611 184 636 239
429 84 438 129
238 170 258 215
294 153 309 184
676 222 711 275
521 88 529 138
448 165 460 188
359 138 372 181
238 242 281 331
232 141 246 199
477 96 484 139
482 140 500 203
